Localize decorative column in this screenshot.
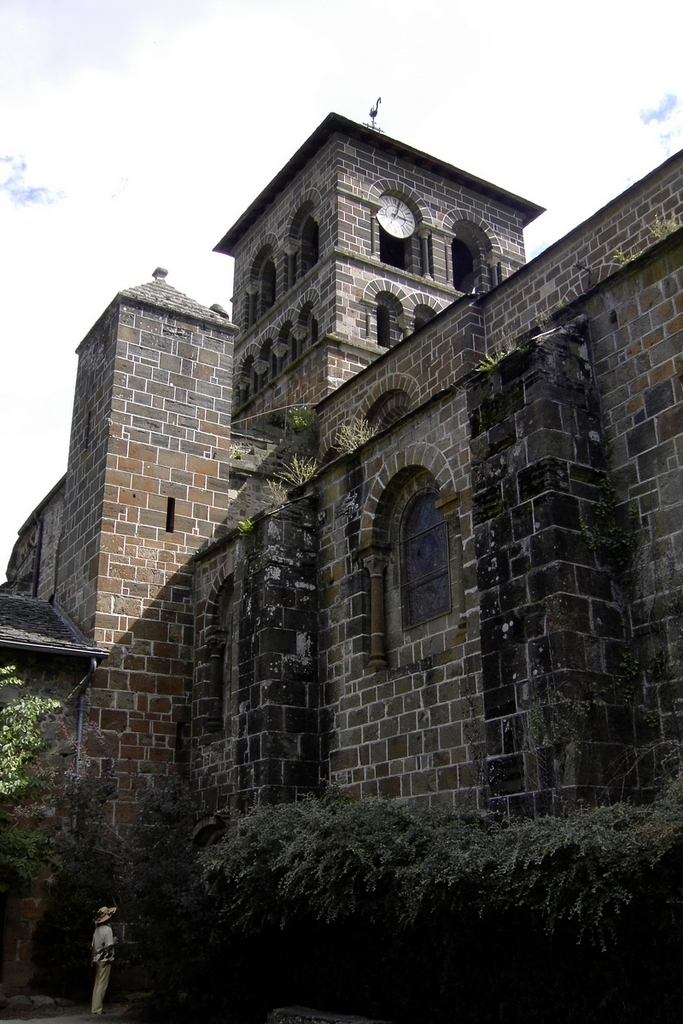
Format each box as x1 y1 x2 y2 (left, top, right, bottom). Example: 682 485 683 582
284 244 299 290
272 338 289 372
253 357 269 390
291 323 309 358
360 300 374 340
369 204 381 259
418 226 433 279
357 542 390 670
246 284 259 328
442 235 454 286
397 312 414 339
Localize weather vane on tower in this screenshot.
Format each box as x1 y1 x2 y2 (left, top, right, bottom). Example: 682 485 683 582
367 97 382 131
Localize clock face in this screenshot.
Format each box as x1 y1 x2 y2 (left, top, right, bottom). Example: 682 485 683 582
377 195 416 239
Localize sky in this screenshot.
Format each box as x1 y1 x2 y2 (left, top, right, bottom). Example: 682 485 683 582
1 0 683 580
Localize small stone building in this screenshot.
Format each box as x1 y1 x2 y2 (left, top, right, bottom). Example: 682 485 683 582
3 113 683 983
0 595 106 989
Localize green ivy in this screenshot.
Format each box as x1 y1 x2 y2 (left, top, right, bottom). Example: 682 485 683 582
579 478 638 573
0 665 60 801
0 666 59 894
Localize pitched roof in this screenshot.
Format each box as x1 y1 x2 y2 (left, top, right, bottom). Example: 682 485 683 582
117 277 237 330
0 595 107 660
214 112 545 255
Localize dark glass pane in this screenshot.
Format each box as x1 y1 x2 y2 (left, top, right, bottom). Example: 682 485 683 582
405 527 447 582
402 493 451 627
405 575 450 625
404 495 442 539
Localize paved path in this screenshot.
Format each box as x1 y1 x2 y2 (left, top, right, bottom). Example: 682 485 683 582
0 1003 135 1024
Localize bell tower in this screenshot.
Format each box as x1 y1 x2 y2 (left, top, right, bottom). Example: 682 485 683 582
214 113 543 427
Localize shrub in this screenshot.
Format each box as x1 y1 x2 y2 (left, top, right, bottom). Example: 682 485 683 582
197 786 683 1024
278 455 318 487
287 407 316 433
334 417 378 454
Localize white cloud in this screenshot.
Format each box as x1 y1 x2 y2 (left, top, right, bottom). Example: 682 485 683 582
0 155 63 206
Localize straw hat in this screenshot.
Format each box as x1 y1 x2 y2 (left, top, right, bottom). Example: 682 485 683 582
93 906 117 924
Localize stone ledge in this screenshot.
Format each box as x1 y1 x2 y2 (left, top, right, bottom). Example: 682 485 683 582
266 1007 392 1024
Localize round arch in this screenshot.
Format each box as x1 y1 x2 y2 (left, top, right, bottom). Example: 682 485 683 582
288 188 322 236
362 279 409 305
360 372 420 421
359 443 457 549
443 213 504 258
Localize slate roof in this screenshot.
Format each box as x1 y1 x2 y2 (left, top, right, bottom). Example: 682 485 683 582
215 112 545 254
117 277 237 330
0 595 107 660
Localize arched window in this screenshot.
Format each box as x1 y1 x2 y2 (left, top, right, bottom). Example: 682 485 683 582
413 304 437 332
260 259 276 314
288 202 320 289
451 239 475 293
401 492 450 627
297 301 318 354
379 225 408 270
375 292 402 349
367 389 411 429
300 216 319 275
236 356 254 407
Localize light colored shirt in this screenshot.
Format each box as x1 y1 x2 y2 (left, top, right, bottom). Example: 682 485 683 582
91 923 115 964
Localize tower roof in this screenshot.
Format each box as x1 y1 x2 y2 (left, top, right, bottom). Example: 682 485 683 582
117 270 235 328
214 112 545 255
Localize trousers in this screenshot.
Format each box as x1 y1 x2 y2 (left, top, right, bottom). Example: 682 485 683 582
91 961 111 1014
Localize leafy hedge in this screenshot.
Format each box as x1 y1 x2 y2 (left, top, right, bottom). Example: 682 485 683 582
33 780 683 1022
194 788 683 1023
203 791 683 941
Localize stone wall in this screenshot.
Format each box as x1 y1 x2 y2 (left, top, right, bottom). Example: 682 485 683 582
193 496 322 815
3 479 64 600
55 289 236 825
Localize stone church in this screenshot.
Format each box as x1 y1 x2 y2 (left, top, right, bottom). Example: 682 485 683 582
2 112 683 985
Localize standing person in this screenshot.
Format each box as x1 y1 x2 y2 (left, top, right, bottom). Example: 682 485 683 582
91 906 117 1015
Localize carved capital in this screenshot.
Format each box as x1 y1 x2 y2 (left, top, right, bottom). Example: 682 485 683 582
356 541 390 575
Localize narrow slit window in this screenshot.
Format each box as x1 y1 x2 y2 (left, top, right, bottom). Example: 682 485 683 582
165 497 176 533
